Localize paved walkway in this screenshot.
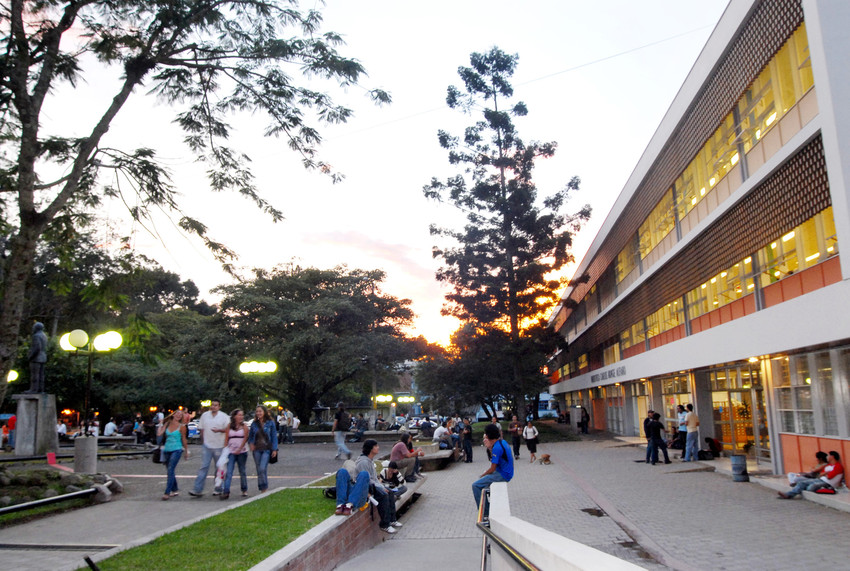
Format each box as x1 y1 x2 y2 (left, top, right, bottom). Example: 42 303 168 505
2 434 850 570
342 434 850 570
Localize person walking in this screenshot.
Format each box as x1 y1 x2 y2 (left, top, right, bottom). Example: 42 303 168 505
472 423 514 516
522 420 539 463
248 405 278 493
683 404 700 462
189 399 230 497
647 412 671 465
580 407 590 434
332 402 351 460
508 415 522 460
157 410 189 500
221 409 249 500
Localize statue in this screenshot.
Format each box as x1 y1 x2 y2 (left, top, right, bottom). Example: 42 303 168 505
26 321 48 393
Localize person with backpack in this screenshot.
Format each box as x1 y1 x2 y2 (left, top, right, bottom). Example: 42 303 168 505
472 423 514 515
332 402 351 460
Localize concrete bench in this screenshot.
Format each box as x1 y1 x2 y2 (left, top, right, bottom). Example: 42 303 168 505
754 475 850 513
97 436 137 447
292 430 406 444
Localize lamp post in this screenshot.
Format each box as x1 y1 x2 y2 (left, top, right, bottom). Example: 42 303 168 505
238 360 278 407
60 329 122 437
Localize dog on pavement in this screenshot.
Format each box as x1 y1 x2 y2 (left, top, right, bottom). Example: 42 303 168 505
538 454 551 465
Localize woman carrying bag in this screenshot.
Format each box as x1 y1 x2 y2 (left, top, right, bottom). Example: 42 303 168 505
248 405 278 493
157 410 190 500
522 420 539 463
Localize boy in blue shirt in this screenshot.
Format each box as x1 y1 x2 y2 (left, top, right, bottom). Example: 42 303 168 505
472 423 514 514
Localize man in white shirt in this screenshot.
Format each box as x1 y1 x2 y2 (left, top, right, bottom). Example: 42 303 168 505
189 400 230 497
103 418 118 436
432 422 451 449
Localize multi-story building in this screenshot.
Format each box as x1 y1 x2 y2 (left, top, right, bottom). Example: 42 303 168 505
547 0 850 475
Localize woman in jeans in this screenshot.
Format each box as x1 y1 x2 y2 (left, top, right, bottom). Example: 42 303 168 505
157 410 189 500
222 409 249 499
248 405 278 493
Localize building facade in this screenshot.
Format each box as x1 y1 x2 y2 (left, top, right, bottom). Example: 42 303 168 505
547 0 850 475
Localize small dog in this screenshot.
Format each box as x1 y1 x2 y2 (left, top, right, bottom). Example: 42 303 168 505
538 454 552 465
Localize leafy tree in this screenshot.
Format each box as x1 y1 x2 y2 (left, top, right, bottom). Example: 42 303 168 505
216 265 415 423
0 0 389 402
423 47 589 412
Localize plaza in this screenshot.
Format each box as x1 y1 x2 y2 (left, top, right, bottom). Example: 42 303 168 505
1 432 849 570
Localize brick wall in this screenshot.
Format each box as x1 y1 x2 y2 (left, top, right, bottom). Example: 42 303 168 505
277 504 384 571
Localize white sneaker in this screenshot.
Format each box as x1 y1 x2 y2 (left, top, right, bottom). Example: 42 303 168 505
381 526 397 534
390 521 403 527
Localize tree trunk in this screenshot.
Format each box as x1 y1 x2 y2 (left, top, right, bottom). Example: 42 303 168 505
0 226 42 403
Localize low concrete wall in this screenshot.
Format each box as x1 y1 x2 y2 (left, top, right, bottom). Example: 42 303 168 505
488 483 642 571
249 503 384 571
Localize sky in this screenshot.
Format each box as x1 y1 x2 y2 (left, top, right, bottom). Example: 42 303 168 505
46 0 730 345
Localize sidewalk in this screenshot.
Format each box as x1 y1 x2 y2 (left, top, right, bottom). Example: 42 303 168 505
341 434 850 570
3 435 850 570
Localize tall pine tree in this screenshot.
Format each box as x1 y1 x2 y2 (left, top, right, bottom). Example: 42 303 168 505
423 47 589 416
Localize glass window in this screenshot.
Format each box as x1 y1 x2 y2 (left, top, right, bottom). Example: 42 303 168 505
774 356 815 435
814 352 838 435
639 189 676 259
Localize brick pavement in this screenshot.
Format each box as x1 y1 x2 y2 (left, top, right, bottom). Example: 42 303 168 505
3 435 850 570
345 433 850 570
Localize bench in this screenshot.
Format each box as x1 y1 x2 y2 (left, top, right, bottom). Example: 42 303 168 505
291 430 405 444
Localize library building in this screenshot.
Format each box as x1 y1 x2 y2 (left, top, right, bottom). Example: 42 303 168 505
547 0 850 475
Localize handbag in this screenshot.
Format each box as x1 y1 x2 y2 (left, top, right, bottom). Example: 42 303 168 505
269 451 278 464
152 446 163 464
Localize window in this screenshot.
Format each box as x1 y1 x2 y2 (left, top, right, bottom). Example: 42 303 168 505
774 356 815 434
814 352 838 435
639 189 676 259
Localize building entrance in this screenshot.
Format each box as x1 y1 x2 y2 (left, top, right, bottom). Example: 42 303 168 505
709 364 769 458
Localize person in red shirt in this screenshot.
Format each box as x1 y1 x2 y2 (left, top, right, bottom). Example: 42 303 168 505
8 414 16 449
779 451 843 499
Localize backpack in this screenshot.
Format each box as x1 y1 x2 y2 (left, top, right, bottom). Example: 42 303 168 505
323 487 337 499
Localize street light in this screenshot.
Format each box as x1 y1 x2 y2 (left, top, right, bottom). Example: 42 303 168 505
60 329 122 436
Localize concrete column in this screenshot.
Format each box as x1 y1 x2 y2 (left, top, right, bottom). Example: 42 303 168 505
11 393 59 456
74 436 98 474
803 0 850 279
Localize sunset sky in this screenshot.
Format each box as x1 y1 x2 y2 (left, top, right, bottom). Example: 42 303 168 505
51 1 730 345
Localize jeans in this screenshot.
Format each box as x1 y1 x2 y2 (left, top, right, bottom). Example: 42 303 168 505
336 470 370 509
463 439 473 462
163 449 183 495
9 429 15 449
684 431 699 461
645 438 652 463
193 445 223 493
223 452 248 494
334 431 350 457
649 437 670 464
373 484 396 527
786 477 822 497
253 450 271 491
472 472 507 515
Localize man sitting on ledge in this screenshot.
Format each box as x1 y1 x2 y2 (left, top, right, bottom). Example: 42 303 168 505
472 423 514 516
779 450 844 499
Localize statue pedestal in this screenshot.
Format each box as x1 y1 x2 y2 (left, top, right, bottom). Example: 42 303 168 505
11 393 59 456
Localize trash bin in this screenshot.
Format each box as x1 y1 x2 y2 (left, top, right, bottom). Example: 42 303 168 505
730 454 749 482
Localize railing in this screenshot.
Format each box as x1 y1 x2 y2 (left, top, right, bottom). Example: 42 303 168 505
477 489 541 571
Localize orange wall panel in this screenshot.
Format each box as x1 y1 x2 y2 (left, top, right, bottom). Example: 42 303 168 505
781 272 803 301
822 255 842 285
743 294 756 315
762 282 783 308
719 304 733 324
780 433 802 473
800 264 825 294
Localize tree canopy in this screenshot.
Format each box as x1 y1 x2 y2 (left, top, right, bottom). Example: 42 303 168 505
215 265 416 422
423 47 589 411
0 0 389 403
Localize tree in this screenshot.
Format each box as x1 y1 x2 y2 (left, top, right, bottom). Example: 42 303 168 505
216 265 415 422
423 47 589 412
0 0 390 402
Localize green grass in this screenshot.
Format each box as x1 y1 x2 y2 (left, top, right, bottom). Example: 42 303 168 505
95 489 333 570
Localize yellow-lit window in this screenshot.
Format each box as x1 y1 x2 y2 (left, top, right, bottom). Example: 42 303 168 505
639 189 675 259
603 343 620 366
578 354 588 370
616 242 637 284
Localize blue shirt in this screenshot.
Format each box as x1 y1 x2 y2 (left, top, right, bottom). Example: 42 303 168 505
490 438 514 481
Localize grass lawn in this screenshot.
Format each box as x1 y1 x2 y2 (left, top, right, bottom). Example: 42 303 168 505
94 489 333 570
